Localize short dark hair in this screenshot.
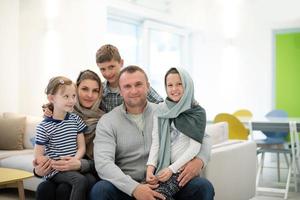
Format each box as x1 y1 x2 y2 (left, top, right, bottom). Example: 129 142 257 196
118 65 149 87
95 44 122 64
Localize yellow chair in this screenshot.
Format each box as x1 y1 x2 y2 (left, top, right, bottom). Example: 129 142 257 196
233 109 253 120
214 113 249 140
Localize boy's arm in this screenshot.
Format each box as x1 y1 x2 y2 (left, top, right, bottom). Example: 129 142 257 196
75 133 86 160
147 87 164 103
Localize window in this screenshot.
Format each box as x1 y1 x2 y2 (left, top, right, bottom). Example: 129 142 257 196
107 17 190 97
144 21 189 96
107 17 140 66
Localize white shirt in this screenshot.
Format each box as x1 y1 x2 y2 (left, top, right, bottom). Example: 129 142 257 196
147 116 201 173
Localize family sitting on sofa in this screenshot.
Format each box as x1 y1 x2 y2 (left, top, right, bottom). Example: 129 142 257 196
33 44 215 200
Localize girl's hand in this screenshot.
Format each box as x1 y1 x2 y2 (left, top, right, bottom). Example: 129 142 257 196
51 156 81 171
146 165 158 185
157 168 172 182
33 157 52 176
146 172 158 185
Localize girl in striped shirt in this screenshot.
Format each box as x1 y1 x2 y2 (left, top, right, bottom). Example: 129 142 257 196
34 76 88 200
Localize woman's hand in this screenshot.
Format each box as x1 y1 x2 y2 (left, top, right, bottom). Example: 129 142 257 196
33 157 52 176
157 168 172 182
51 156 81 171
42 103 53 118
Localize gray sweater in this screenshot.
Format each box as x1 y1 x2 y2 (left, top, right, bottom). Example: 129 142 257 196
93 102 211 196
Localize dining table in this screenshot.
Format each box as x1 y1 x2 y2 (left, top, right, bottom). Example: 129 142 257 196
238 117 300 199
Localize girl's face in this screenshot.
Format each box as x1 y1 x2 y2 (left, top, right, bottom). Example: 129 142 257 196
77 79 101 108
166 73 184 102
51 84 77 113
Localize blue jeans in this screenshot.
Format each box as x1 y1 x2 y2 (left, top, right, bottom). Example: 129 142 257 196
90 177 214 200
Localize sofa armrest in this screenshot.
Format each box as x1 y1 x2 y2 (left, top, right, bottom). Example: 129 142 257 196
202 140 257 200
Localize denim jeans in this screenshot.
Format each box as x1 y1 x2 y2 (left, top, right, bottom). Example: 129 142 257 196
90 177 214 200
174 177 215 200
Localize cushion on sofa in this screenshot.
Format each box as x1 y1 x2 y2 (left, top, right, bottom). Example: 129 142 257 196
0 149 34 160
205 122 229 145
0 116 26 150
3 112 42 149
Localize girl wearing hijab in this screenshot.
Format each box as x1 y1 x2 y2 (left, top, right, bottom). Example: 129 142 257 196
146 67 206 200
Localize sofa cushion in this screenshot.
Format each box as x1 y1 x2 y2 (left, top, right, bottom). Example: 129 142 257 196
205 122 229 145
3 112 42 149
203 140 257 200
0 116 26 150
0 149 34 160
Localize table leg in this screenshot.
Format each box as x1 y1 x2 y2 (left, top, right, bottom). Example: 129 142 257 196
17 180 25 200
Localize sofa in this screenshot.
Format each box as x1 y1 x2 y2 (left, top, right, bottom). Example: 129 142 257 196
0 112 257 200
0 112 43 191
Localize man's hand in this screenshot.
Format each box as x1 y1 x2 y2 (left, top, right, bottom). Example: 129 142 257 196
132 184 165 200
157 168 172 182
178 158 204 187
51 156 81 171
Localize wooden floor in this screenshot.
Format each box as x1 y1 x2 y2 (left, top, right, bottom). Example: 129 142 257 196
0 188 35 200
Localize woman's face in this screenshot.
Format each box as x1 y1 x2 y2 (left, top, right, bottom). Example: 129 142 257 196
166 73 184 102
77 79 101 108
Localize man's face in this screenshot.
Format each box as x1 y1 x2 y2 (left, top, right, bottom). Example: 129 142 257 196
119 71 149 110
97 59 123 86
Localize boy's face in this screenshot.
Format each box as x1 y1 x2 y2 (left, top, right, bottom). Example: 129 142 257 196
97 59 123 86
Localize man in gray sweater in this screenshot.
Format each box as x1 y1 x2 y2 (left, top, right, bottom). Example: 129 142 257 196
91 65 214 200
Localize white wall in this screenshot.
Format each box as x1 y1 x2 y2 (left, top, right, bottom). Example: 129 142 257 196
0 0 107 116
171 0 300 119
0 0 19 113
1 0 300 118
